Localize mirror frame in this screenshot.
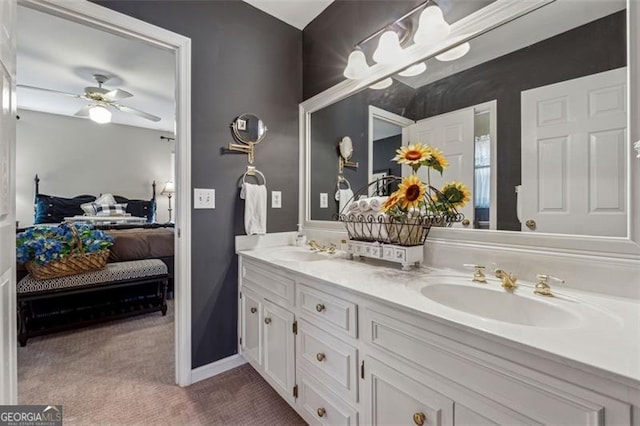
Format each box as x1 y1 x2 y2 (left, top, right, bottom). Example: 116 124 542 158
299 0 640 260
232 113 267 145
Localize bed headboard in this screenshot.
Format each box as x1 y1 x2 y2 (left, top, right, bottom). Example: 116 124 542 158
33 175 157 224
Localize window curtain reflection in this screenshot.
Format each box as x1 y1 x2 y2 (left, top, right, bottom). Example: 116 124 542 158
474 135 491 208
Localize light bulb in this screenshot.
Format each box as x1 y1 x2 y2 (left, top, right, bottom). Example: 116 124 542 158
398 62 427 77
343 50 370 80
372 31 404 65
414 5 450 45
436 41 471 61
89 105 112 124
369 78 393 90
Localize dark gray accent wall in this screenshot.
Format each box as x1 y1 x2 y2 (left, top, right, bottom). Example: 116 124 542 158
408 11 626 230
373 135 402 177
93 0 302 368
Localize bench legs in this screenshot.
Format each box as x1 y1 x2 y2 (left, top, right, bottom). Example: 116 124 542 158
17 300 30 347
160 278 168 316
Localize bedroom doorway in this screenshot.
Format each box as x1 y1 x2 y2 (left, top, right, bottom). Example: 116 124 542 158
3 0 192 403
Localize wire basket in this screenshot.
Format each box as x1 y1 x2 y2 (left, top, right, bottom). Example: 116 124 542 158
337 176 464 247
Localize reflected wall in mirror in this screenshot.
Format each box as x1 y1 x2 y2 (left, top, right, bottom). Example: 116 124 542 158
309 0 627 237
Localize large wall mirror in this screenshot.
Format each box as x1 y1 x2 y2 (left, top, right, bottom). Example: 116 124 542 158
301 0 640 258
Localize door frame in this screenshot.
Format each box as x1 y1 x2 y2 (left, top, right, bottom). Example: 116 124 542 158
17 0 193 387
367 105 414 184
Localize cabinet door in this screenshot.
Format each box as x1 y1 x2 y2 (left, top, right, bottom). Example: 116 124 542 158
263 299 296 403
363 356 453 426
240 289 262 367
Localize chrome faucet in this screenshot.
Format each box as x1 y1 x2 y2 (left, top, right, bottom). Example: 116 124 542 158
494 269 517 291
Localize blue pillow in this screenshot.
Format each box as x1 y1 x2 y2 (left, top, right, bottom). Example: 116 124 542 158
34 194 96 224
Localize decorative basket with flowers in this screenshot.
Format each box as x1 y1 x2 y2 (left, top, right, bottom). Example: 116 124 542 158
16 222 115 280
338 143 471 246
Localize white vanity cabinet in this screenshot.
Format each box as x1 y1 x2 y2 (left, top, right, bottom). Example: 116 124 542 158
238 255 637 425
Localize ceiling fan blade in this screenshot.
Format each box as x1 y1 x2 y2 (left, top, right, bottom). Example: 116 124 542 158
114 104 161 122
104 88 133 100
18 84 81 98
74 105 92 117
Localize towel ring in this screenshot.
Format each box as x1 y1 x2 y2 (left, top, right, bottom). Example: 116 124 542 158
336 178 351 190
241 166 267 186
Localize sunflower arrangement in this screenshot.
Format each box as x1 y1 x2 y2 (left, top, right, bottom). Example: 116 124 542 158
384 143 470 221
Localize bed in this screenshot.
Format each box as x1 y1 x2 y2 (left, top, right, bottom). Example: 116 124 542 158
15 176 176 341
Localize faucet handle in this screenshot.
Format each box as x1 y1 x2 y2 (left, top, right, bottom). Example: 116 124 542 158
534 274 564 297
463 264 487 284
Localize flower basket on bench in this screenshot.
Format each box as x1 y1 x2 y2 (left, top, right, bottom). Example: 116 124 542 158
18 222 114 280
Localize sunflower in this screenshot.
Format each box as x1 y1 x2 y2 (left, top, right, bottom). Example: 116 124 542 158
397 174 427 210
423 146 449 174
439 181 471 208
392 143 432 171
381 192 401 213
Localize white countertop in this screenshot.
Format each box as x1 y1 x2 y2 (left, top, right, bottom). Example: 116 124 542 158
238 245 640 386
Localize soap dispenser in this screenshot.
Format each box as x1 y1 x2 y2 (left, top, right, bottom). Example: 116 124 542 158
295 224 307 247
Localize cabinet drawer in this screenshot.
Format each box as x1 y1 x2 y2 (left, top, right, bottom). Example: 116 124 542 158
298 370 358 426
364 355 453 426
297 319 358 403
297 283 357 338
242 260 295 307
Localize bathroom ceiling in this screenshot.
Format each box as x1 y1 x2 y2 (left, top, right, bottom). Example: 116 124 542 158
16 6 176 133
242 0 334 30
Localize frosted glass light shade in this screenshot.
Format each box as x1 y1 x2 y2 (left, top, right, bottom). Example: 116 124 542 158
162 181 176 195
414 5 450 45
373 31 404 64
398 62 427 77
369 77 393 90
89 105 111 124
436 42 471 61
344 50 370 80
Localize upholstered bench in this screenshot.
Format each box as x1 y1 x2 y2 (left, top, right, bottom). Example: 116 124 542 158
17 259 169 346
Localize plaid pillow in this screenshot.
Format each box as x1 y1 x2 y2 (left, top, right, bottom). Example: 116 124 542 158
81 201 97 216
92 202 128 216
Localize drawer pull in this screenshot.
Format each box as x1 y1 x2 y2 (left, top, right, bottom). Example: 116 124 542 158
413 412 426 426
317 408 326 418
316 303 326 312
264 317 272 324
316 352 326 362
250 307 257 314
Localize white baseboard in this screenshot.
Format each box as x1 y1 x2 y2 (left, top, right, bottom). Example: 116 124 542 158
190 354 247 384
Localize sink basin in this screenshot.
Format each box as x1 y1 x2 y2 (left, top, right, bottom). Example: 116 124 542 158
420 284 583 328
277 249 327 262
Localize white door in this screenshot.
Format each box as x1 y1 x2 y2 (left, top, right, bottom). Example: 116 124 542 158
0 0 17 405
521 68 627 236
240 289 261 368
408 107 475 227
262 299 295 403
363 356 454 426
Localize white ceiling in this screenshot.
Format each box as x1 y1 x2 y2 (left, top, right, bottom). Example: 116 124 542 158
373 119 403 141
242 0 333 30
16 6 176 132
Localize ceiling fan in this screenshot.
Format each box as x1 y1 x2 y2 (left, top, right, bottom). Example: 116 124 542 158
18 74 161 124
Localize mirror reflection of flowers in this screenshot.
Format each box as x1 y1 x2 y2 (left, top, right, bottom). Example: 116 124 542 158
432 181 471 212
393 143 449 175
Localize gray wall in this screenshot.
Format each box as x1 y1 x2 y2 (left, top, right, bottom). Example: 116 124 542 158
373 135 402 177
94 0 302 368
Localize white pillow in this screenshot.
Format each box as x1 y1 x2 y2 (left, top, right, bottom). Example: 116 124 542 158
95 193 116 205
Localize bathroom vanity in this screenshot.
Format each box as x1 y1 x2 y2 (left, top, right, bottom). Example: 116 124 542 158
237 245 639 425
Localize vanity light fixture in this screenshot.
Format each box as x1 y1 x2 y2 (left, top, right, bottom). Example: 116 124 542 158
398 62 427 77
369 78 393 90
372 31 405 65
342 1 459 81
88 105 111 124
436 36 471 61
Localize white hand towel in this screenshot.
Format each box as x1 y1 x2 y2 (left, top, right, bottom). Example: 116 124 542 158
368 196 388 213
240 183 267 235
366 212 389 241
335 188 354 215
347 202 360 215
358 198 372 212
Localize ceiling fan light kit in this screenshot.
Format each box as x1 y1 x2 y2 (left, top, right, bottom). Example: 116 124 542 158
17 73 161 124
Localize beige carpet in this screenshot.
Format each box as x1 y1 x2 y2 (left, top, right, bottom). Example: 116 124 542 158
18 302 305 425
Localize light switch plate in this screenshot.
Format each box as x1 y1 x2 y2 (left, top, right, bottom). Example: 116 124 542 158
271 191 282 208
320 193 328 208
194 188 215 209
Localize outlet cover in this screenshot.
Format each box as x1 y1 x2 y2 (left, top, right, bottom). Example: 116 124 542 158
271 191 282 208
320 193 328 208
194 188 215 209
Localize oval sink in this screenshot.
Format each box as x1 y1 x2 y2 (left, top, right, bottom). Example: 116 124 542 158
420 284 582 328
277 249 327 262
